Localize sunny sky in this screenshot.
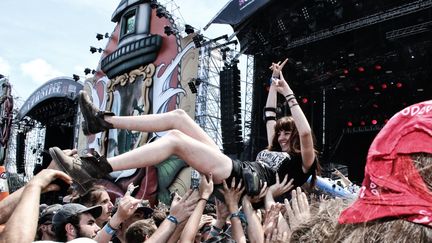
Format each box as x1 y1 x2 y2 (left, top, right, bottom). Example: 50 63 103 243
0 0 232 108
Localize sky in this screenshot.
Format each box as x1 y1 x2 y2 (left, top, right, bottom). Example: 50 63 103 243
0 0 233 108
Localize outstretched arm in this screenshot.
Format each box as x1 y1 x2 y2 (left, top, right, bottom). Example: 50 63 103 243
147 189 196 243
274 71 315 172
0 169 72 243
179 174 213 242
265 59 289 146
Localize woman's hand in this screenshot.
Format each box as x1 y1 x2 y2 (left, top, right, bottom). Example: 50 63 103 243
272 71 292 97
269 59 288 79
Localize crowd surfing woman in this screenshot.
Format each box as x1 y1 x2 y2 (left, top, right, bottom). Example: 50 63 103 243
49 58 318 199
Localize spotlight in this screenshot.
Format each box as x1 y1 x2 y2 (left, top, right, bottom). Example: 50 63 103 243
374 64 382 71
396 82 403 88
357 66 365 72
368 84 374 90
84 68 92 75
360 121 366 126
150 0 158 9
371 119 378 125
90 46 98 54
156 7 166 18
381 83 387 89
96 33 104 41
343 69 349 75
188 80 197 94
72 74 80 81
301 97 308 104
347 121 353 127
164 26 174 36
185 24 194 34
193 34 204 48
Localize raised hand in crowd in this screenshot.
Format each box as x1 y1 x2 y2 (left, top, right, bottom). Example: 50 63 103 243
265 174 294 209
265 228 289 243
95 194 142 243
220 178 246 243
249 180 268 204
213 199 230 230
180 173 213 242
284 187 311 230
0 169 71 243
149 189 197 243
242 196 264 243
263 204 281 236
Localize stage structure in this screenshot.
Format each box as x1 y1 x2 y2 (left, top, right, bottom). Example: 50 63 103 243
207 0 432 182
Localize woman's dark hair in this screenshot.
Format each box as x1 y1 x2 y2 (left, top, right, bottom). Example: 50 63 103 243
71 185 107 207
269 116 321 187
268 116 299 153
54 214 80 242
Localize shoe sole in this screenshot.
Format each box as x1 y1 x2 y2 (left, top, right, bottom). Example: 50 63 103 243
49 147 87 194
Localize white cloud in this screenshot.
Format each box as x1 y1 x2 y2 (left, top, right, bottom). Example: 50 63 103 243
0 57 11 75
20 58 65 84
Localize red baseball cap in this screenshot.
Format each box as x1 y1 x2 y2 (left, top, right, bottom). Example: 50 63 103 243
339 100 432 226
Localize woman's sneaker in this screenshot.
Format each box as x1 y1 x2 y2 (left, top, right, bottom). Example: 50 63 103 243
49 147 113 194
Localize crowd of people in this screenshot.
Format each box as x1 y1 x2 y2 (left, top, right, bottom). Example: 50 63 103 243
0 59 431 242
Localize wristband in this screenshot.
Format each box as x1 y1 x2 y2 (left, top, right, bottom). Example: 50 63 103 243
264 107 277 113
265 116 276 122
167 215 179 225
229 211 248 225
104 222 117 235
285 93 294 99
289 103 299 108
286 96 296 103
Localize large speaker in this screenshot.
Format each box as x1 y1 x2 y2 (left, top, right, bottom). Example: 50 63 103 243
220 63 243 154
16 132 26 174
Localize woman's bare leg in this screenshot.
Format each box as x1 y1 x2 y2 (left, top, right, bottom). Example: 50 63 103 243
108 129 232 183
105 109 219 151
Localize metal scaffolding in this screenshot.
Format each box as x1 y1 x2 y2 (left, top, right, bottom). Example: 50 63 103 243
195 44 224 149
287 0 432 49
242 55 254 144
194 42 253 151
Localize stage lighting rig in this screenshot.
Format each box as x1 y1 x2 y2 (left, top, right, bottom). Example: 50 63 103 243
84 68 96 75
164 26 177 36
96 33 110 41
156 6 167 18
90 46 104 54
185 24 195 34
72 74 80 81
150 0 158 9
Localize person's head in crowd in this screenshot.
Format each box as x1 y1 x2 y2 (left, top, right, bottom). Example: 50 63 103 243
151 208 167 227
36 204 62 241
115 202 154 243
335 100 432 241
72 185 113 227
52 203 102 242
289 198 351 242
125 219 157 243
